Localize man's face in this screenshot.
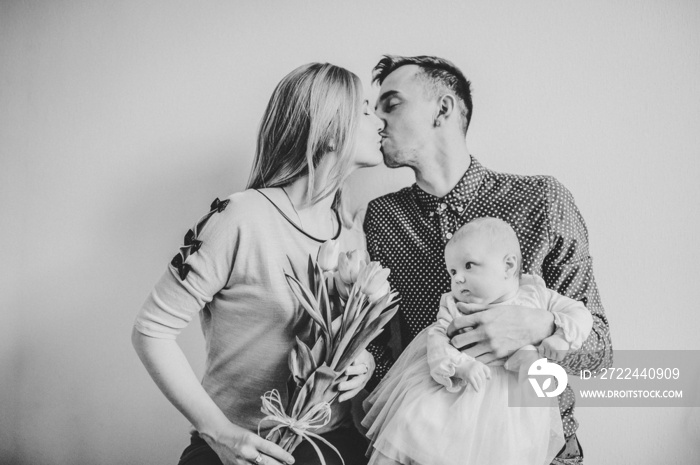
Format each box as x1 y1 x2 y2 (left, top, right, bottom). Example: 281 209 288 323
374 65 437 168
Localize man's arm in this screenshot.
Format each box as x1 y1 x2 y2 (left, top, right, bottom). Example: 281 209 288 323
363 201 398 391
540 177 612 374
448 178 612 374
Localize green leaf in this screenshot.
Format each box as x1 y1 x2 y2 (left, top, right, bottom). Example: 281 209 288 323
319 278 333 342
366 293 396 324
293 364 342 420
335 305 399 372
295 336 318 383
308 255 316 295
286 255 301 281
358 294 399 335
330 314 343 347
285 274 328 335
330 294 371 369
288 373 313 419
288 345 302 385
310 335 326 369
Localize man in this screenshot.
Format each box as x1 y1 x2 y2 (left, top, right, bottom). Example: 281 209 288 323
364 55 612 464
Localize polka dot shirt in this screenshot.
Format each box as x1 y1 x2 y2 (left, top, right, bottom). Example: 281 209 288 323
364 156 612 439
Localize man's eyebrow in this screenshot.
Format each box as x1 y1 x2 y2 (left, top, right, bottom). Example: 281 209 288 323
377 90 399 103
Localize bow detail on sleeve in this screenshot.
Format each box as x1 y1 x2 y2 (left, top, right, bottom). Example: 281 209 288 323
170 197 230 281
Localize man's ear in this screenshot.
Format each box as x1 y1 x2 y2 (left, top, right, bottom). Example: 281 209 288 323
504 254 519 279
434 94 456 126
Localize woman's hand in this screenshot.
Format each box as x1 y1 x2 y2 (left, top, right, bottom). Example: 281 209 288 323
200 422 295 465
131 332 294 465
337 349 375 402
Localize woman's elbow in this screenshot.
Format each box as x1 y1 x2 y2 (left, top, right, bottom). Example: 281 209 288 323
131 325 153 356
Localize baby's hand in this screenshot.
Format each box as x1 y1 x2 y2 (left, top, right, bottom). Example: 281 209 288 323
540 335 570 361
456 360 491 392
504 344 539 373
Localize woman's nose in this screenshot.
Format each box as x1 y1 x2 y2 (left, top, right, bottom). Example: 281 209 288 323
372 112 384 132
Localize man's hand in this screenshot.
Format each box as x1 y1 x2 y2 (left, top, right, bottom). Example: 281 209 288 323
338 349 375 402
447 304 555 364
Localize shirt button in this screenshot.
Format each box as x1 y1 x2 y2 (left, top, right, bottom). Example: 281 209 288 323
456 206 464 212
446 232 453 240
440 203 447 210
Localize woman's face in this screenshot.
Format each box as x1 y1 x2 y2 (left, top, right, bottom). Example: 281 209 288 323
351 99 384 168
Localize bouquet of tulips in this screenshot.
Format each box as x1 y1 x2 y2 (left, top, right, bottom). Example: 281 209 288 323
258 240 399 461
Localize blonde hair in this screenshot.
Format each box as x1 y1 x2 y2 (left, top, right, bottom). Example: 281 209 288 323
247 63 362 219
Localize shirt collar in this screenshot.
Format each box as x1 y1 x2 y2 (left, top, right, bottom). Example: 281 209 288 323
412 155 487 216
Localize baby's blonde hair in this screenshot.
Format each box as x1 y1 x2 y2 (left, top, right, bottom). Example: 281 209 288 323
449 217 523 276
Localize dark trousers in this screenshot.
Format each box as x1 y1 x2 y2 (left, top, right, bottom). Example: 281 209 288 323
178 429 581 465
178 427 369 465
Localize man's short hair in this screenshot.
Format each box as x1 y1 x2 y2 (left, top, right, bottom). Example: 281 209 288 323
372 55 473 134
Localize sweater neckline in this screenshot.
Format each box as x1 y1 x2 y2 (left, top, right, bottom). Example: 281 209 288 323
254 189 341 243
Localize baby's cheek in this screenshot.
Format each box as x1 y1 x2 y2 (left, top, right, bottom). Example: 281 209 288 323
452 292 483 307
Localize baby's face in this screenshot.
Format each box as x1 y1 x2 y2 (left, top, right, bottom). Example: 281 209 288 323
444 233 512 305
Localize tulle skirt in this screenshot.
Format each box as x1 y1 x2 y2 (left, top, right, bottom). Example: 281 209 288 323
362 330 564 465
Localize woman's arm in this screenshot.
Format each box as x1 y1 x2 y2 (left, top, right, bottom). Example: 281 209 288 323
133 197 294 465
132 329 295 465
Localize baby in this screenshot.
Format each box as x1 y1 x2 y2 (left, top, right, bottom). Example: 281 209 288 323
431 217 590 390
363 217 593 465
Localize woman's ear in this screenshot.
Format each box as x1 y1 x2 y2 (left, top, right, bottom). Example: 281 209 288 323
434 94 456 127
504 254 519 279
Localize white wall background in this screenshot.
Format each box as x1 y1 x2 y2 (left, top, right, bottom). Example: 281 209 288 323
2 1 699 463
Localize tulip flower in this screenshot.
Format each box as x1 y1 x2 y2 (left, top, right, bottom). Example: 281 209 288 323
337 250 370 285
357 261 391 296
316 240 340 272
269 249 399 458
333 273 351 300
368 280 391 303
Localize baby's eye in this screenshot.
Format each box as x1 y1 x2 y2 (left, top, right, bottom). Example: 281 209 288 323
449 269 456 276
464 262 473 270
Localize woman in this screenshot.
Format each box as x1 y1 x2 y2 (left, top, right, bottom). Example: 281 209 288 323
132 63 383 465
